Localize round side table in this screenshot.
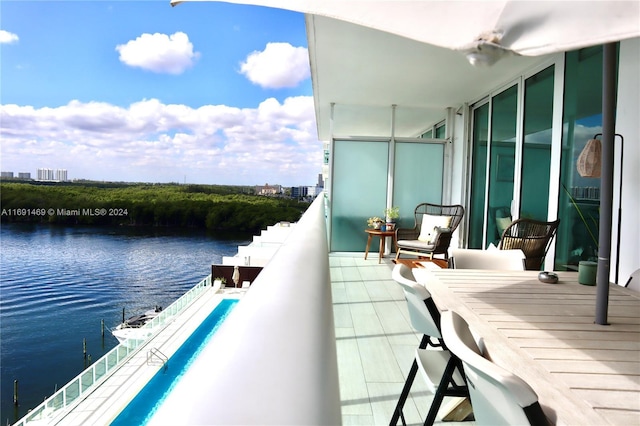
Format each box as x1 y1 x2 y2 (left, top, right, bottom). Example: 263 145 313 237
364 228 397 263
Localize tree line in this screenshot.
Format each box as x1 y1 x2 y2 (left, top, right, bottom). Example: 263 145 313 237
0 182 309 233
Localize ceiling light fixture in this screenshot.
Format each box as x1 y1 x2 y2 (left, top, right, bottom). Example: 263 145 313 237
462 31 513 67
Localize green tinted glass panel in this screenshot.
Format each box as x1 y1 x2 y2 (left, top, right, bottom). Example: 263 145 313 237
435 124 446 139
487 85 518 246
421 129 433 139
555 46 608 270
331 140 388 251
393 142 444 229
469 103 489 249
521 65 554 220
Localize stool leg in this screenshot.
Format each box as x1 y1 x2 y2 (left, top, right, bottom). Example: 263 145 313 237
365 234 373 260
390 335 431 425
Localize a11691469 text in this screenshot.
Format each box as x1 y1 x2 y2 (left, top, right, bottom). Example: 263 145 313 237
1 208 129 217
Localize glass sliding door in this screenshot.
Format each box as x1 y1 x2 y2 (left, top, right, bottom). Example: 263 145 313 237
470 68 553 250
487 85 518 246
392 141 444 230
520 65 555 220
468 103 489 249
330 139 388 252
466 56 615 267
555 46 613 270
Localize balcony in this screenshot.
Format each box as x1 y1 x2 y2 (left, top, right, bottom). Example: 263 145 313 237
14 196 463 425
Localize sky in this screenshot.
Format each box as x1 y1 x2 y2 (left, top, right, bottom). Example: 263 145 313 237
0 1 320 186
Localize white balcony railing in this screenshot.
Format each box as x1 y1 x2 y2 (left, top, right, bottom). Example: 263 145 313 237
146 194 342 425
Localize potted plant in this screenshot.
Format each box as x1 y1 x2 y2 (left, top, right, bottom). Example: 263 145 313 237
213 277 227 289
384 206 400 230
562 184 598 285
367 216 384 230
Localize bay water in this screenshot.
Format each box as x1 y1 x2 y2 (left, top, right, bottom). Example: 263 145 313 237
0 224 251 424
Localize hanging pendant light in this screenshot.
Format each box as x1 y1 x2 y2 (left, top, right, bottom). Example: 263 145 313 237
577 138 602 178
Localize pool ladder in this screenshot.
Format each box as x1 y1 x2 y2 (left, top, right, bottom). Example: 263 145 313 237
147 348 168 371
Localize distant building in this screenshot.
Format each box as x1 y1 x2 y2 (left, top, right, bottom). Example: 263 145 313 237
0 172 32 180
37 168 68 182
291 178 324 200
255 183 282 196
38 168 54 181
291 186 308 198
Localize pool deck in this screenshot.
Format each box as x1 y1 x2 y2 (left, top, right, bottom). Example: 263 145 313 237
51 287 246 425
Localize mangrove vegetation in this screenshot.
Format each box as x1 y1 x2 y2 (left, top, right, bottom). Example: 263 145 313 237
0 181 309 232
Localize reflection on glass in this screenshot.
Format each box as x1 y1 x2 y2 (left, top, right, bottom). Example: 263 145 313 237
468 103 489 249
521 65 554 220
487 85 518 246
555 46 608 270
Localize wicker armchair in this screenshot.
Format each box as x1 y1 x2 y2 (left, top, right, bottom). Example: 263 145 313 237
499 218 560 270
395 203 465 261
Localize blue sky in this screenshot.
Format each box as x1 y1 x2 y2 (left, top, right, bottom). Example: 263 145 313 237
1 1 319 186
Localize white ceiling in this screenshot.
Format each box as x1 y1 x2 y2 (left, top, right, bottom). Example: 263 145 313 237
306 15 552 140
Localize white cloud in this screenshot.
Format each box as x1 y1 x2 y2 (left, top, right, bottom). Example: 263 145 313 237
0 97 321 186
116 32 200 75
240 42 310 89
0 30 19 44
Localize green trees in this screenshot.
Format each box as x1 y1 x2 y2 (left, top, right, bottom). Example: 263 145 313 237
0 182 308 233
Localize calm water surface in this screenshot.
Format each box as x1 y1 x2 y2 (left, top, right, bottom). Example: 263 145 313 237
0 224 250 423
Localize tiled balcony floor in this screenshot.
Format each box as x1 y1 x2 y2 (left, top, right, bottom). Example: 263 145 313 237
330 254 472 426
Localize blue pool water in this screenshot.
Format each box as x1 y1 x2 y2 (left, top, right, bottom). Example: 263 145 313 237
110 298 238 426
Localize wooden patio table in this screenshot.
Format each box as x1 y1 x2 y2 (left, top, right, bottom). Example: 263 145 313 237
411 269 640 426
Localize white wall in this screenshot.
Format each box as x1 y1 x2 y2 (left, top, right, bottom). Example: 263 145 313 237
450 105 468 250
614 37 640 285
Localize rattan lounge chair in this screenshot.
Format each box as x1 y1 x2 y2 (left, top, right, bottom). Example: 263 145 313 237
395 203 465 261
498 218 560 270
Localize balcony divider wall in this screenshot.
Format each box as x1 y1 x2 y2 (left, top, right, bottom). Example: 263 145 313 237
330 138 444 252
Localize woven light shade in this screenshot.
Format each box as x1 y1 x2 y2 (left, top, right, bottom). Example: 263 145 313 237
577 138 602 178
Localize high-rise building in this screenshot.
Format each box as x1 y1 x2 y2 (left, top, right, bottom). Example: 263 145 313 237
56 169 68 181
37 168 67 181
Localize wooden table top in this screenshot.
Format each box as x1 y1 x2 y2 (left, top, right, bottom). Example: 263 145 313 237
411 269 640 426
364 228 396 236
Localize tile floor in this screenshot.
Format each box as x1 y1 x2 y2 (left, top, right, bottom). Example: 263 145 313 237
330 253 472 426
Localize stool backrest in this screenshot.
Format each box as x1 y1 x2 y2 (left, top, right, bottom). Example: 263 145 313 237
392 264 441 339
441 310 548 426
449 249 525 270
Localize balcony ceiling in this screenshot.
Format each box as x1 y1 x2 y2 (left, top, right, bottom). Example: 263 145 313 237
306 15 549 140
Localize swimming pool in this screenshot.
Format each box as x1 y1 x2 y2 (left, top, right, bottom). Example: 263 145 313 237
110 298 238 426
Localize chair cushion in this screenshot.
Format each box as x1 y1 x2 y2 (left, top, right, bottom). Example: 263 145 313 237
496 216 512 237
418 215 452 243
397 239 437 250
